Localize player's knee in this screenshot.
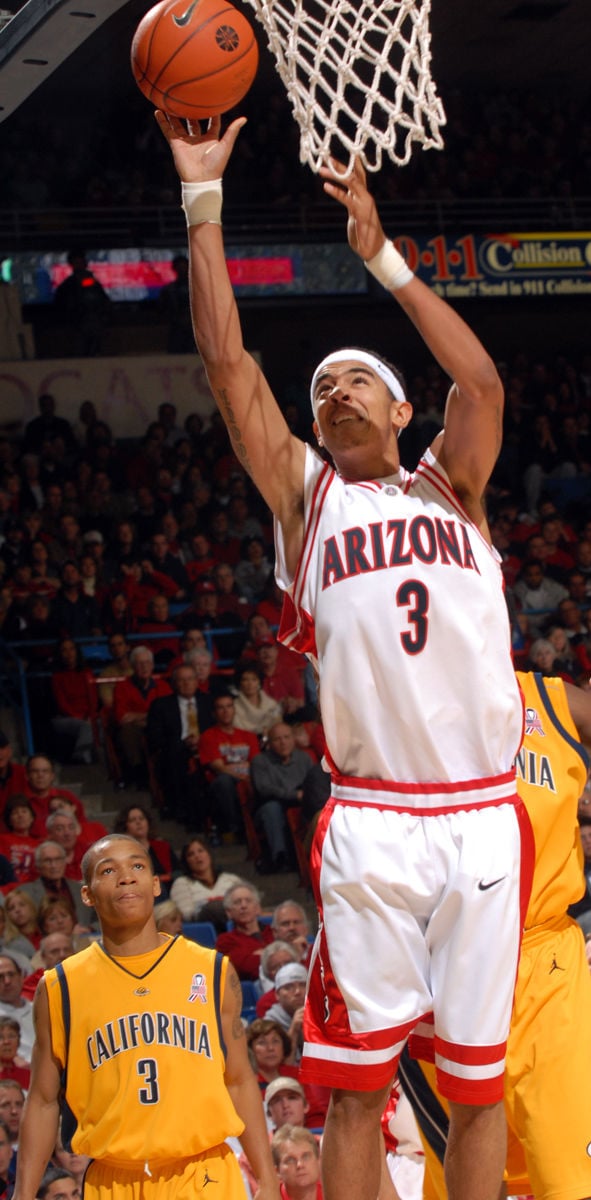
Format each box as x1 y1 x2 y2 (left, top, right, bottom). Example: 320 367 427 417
448 1098 504 1132
328 1083 392 1131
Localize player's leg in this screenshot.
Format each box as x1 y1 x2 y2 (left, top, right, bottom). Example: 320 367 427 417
445 1099 506 1200
321 1083 392 1200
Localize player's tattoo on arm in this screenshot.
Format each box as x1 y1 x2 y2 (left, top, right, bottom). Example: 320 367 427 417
229 968 245 1040
216 389 254 477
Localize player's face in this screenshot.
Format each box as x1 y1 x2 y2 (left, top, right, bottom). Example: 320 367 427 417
82 840 160 926
313 361 400 455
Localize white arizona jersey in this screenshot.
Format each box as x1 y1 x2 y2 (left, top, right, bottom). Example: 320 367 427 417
276 445 523 803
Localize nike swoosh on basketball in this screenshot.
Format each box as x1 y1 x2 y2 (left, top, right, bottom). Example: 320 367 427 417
173 0 199 28
478 876 506 891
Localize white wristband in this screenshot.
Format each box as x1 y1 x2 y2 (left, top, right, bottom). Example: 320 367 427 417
364 240 413 291
181 179 223 227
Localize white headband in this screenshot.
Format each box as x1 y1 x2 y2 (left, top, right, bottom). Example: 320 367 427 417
310 349 406 412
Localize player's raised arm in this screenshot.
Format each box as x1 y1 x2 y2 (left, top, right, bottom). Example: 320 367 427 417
320 157 503 523
156 111 306 540
12 980 62 1200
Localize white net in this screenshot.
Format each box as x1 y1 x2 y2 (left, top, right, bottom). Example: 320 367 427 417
243 0 446 174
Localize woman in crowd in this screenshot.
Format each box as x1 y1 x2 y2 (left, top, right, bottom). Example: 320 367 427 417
113 803 179 891
169 835 241 932
232 662 282 738
247 1017 299 1090
2 889 41 957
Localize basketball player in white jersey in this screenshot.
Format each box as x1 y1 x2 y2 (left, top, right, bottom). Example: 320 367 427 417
157 110 530 1200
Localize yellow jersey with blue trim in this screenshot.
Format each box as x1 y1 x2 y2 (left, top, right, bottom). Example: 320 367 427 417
44 934 244 1166
515 671 588 926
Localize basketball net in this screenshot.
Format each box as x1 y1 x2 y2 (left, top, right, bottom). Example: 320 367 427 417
243 0 446 174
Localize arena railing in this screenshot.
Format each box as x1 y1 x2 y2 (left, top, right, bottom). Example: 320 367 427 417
0 625 249 756
0 194 590 250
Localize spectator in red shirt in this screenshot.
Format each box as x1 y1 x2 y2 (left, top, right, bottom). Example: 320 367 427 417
138 594 180 667
184 532 216 585
198 692 259 839
257 638 306 718
23 756 86 838
146 531 189 599
50 638 98 765
0 1017 30 1090
118 561 178 622
215 880 275 980
0 796 38 882
111 646 171 788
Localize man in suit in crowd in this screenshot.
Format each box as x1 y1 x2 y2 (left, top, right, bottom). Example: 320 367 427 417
146 663 212 827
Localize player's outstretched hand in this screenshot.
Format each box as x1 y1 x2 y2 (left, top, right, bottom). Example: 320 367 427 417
319 156 386 263
155 111 246 183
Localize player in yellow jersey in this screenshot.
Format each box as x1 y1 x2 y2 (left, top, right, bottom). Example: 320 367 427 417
13 833 281 1200
398 670 591 1200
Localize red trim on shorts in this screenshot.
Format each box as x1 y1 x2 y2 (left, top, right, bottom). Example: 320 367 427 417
433 1035 506 1065
299 1053 397 1092
302 862 425 1091
436 1067 505 1105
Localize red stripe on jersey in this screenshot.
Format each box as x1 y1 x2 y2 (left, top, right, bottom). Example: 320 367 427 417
293 460 334 612
416 459 496 557
334 770 516 793
278 592 317 657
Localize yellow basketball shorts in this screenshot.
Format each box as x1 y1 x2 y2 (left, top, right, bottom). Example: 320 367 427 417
505 915 591 1200
403 916 591 1200
83 1143 246 1200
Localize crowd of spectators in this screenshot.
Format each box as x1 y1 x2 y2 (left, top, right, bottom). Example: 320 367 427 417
2 76 590 214
2 346 591 1192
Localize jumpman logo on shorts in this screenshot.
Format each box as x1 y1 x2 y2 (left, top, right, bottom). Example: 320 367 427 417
203 1168 218 1187
549 955 565 974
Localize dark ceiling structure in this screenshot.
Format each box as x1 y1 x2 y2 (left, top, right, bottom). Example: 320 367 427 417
0 0 588 128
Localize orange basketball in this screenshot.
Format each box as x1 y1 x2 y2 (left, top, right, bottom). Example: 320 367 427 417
131 0 259 119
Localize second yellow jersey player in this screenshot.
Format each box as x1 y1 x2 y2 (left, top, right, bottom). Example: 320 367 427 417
401 671 591 1200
